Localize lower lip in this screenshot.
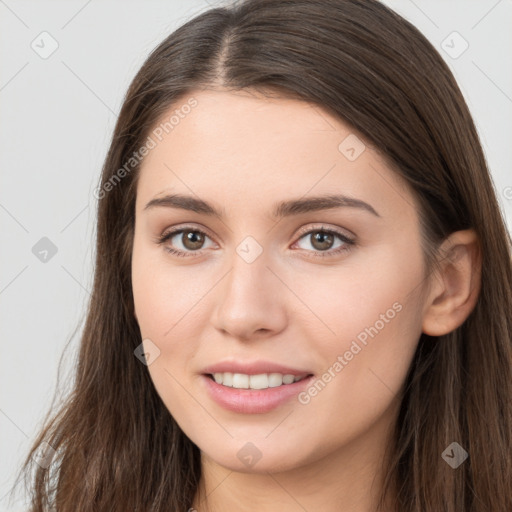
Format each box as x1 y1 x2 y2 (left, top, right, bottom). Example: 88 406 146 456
201 374 314 414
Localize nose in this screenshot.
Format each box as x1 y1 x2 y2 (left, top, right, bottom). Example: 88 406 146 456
211 249 288 341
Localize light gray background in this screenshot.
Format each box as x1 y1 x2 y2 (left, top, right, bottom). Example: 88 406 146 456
1 1 511 510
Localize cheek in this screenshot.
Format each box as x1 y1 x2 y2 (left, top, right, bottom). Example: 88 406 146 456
132 243 211 427
132 237 203 337
131 241 208 380
292 239 425 351
293 242 425 433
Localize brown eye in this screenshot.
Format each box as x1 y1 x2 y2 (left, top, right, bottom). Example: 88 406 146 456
181 230 205 250
309 231 335 251
157 227 215 257
294 227 355 258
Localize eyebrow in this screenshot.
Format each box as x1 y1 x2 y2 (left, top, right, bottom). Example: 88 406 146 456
144 193 380 218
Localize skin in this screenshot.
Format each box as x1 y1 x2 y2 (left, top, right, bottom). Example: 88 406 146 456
131 87 481 511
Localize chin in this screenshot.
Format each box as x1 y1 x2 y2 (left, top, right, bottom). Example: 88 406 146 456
210 450 303 474
193 433 319 475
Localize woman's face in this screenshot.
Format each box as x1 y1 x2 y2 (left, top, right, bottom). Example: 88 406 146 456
132 88 428 474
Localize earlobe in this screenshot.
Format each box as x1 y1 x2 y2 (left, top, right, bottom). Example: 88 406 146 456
422 229 482 336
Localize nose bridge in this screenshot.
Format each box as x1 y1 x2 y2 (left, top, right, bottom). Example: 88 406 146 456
211 238 288 339
222 241 274 311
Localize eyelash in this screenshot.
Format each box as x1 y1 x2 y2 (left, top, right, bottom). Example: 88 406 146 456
156 224 355 259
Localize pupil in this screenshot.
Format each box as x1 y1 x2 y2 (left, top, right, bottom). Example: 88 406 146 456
184 231 204 249
313 231 333 250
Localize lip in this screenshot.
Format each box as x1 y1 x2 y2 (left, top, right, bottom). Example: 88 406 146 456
200 361 314 414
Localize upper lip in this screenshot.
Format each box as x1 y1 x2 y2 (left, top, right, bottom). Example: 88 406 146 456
202 360 313 377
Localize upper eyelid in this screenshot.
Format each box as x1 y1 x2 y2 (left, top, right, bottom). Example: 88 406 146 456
160 223 218 243
294 223 355 240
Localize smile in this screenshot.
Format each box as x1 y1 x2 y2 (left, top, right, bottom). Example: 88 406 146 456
209 372 310 389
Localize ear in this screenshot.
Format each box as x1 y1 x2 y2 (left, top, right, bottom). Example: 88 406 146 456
422 229 482 336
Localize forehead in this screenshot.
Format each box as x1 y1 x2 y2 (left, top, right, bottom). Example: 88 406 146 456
135 88 414 220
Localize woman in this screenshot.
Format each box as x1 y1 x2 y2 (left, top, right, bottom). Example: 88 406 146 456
15 0 512 510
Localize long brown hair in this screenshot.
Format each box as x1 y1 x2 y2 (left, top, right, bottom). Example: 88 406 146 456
12 0 512 510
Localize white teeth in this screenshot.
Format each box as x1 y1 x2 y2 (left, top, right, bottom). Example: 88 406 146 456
282 374 295 385
211 372 307 389
249 374 268 389
268 373 283 387
222 372 233 387
232 373 249 389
